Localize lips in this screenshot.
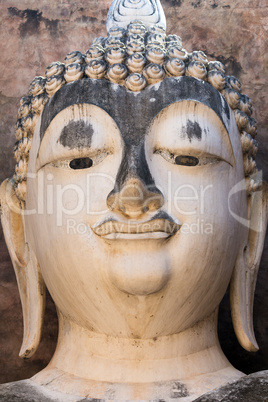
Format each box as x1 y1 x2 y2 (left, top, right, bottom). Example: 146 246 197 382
92 217 181 240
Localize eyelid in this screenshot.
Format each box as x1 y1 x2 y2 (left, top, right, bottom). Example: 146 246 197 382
38 150 110 171
154 148 233 167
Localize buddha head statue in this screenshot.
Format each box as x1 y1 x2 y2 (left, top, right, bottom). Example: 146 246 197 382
0 0 267 400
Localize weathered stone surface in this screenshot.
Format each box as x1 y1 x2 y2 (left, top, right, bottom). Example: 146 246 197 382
0 0 267 385
0 379 90 401
1 372 268 401
194 370 268 401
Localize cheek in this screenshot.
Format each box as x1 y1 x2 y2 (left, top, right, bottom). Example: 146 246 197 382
149 157 232 217
148 157 248 261
27 158 122 221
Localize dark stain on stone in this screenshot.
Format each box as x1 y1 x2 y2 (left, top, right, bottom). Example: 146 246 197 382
8 8 42 36
208 54 243 78
59 120 94 149
210 0 219 9
182 120 202 142
191 24 209 41
111 149 131 192
61 8 69 17
40 77 231 141
193 372 268 401
44 18 59 38
7 6 20 17
164 0 183 5
187 120 202 141
110 144 161 198
8 7 59 38
223 96 230 120
137 145 157 190
191 0 202 8
222 4 231 8
76 16 98 24
170 381 189 398
174 0 183 6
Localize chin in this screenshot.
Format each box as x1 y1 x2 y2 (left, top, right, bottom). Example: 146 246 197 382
99 236 171 296
109 251 171 296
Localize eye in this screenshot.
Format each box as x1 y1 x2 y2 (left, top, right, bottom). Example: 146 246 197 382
69 157 93 170
154 149 222 166
175 155 199 166
47 152 108 170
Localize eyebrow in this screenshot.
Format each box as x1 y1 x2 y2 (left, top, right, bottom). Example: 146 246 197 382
40 76 231 143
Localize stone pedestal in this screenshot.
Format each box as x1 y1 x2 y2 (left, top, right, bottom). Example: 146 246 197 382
0 371 268 402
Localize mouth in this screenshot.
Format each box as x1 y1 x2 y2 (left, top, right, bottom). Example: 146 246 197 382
92 216 181 240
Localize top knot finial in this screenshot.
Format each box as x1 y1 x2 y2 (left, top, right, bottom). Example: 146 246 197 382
107 0 166 31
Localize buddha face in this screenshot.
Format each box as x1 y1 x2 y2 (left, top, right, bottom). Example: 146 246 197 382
25 77 248 338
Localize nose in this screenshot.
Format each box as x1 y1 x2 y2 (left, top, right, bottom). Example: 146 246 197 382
107 178 164 219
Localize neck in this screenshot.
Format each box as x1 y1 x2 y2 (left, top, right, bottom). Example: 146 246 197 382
33 310 243 400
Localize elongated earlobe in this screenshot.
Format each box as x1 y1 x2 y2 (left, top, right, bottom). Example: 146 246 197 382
0 179 46 358
230 182 268 352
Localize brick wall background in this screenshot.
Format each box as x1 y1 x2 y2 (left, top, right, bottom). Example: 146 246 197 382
0 0 267 382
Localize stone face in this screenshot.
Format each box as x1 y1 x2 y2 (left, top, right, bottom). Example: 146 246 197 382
194 370 268 401
0 73 265 398
0 0 267 388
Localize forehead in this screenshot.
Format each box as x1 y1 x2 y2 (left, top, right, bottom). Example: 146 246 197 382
40 76 231 145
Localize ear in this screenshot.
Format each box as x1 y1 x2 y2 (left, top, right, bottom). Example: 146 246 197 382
0 179 46 358
230 182 268 352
